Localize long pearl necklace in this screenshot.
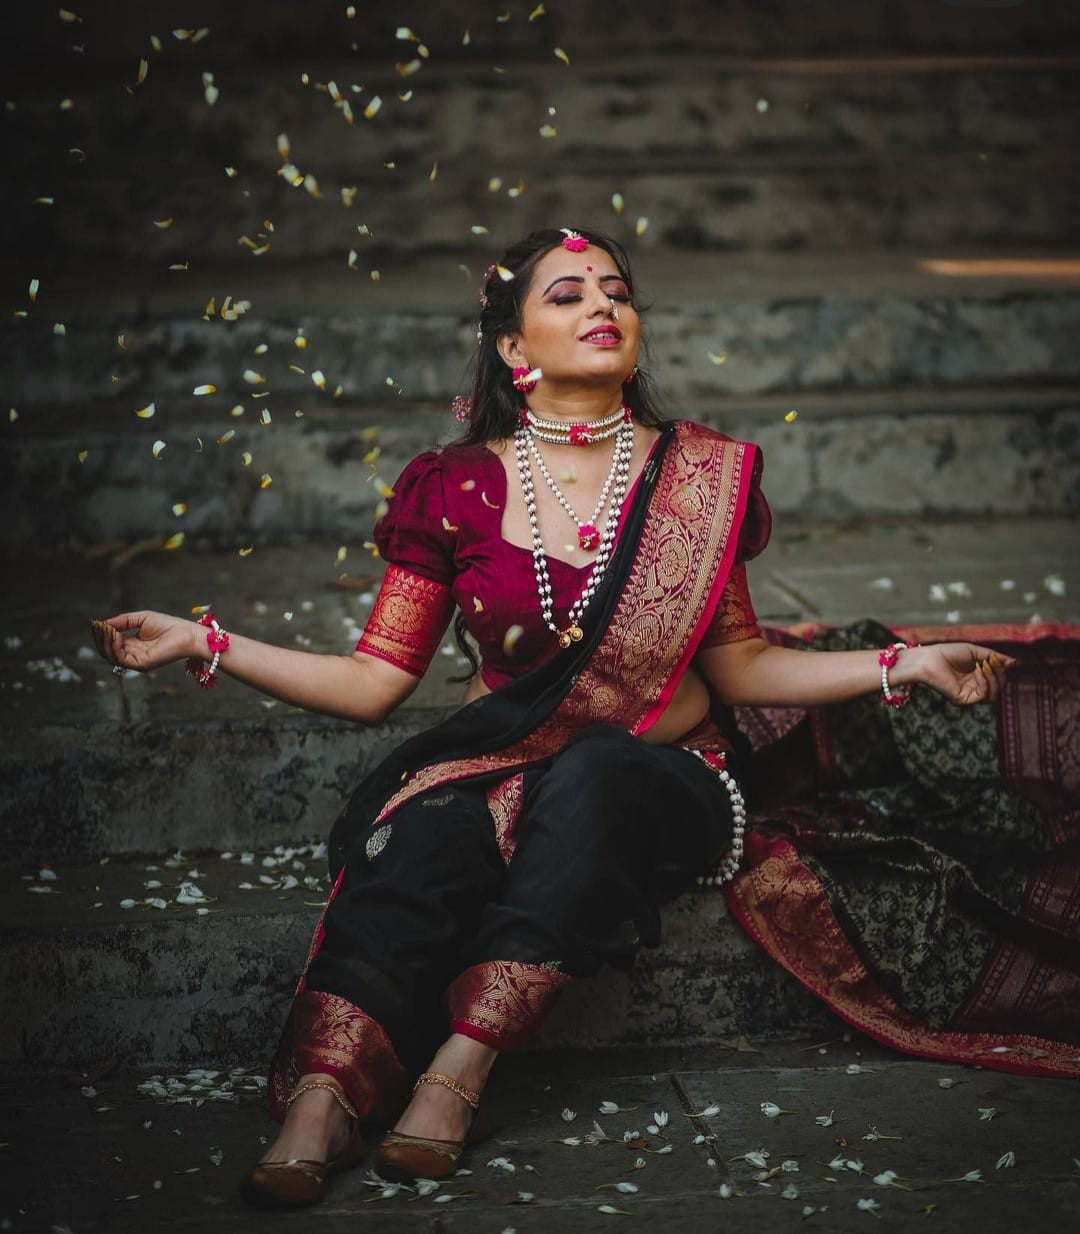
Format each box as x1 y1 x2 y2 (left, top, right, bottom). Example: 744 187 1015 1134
524 433 624 551
513 420 635 648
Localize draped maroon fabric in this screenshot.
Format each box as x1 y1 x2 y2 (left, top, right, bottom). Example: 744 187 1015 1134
725 620 1080 1080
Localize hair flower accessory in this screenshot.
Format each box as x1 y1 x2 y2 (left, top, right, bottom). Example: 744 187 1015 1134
478 263 498 309
559 228 588 253
451 394 473 423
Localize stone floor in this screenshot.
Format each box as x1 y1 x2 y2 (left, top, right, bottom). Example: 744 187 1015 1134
1 1037 1078 1233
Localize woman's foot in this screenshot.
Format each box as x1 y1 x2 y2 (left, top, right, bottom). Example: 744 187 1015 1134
391 1034 497 1143
258 1075 354 1166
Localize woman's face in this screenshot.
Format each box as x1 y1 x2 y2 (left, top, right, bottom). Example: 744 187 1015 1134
498 244 640 390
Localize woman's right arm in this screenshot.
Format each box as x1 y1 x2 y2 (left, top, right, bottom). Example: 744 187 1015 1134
90 611 423 726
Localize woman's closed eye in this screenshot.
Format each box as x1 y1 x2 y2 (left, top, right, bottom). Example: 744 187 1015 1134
552 292 632 306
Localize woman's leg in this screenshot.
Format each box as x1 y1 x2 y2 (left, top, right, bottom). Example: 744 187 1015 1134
261 784 506 1163
394 727 733 1140
462 725 733 988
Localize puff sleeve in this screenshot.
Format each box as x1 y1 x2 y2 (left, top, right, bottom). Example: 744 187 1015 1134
354 452 457 676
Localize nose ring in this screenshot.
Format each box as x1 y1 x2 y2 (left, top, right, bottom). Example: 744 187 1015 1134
608 298 620 321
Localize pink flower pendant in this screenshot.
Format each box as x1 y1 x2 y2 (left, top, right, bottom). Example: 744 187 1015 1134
578 523 600 551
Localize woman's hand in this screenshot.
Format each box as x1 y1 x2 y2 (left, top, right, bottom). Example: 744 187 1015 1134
894 642 1016 706
90 611 201 674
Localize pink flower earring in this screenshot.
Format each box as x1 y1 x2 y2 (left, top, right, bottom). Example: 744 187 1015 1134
512 365 542 393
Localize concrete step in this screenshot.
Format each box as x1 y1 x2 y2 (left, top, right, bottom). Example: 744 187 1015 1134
7 1045 1077 1233
9 59 1079 258
7 248 1080 413
4 386 1079 549
3 518 1075 866
0 846 831 1069
8 0 1080 79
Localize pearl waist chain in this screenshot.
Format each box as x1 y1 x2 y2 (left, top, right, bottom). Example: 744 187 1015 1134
688 749 746 885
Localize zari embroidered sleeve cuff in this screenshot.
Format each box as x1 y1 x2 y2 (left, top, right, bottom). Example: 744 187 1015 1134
355 564 456 677
698 563 763 647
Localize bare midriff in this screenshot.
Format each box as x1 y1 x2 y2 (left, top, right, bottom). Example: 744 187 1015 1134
461 662 711 746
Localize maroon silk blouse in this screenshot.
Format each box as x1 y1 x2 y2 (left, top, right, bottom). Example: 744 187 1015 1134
356 431 771 689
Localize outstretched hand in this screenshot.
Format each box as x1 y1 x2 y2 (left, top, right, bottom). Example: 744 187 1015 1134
90 611 198 674
906 642 1016 706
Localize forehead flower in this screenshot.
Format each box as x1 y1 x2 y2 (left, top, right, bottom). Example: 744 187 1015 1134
560 228 588 252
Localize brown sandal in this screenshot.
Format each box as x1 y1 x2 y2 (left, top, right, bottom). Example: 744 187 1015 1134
374 1072 493 1182
240 1077 364 1209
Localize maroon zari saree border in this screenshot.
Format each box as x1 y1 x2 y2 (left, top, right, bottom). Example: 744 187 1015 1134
727 620 1080 1079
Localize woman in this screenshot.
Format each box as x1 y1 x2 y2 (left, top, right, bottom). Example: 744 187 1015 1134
90 227 1078 1209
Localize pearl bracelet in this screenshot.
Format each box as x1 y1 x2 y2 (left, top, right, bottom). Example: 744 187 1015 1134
878 640 916 709
690 749 747 886
185 611 230 689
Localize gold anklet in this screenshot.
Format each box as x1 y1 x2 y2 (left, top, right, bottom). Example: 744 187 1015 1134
413 1071 481 1110
286 1078 358 1121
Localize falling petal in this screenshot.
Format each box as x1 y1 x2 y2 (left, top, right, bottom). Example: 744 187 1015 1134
193 384 216 396
29 278 40 302
152 440 166 459
539 124 557 138
784 410 798 423
554 47 570 64
163 533 184 550
134 402 156 419
611 192 625 215
363 95 382 119
503 625 524 655
635 216 649 235
996 1151 1015 1169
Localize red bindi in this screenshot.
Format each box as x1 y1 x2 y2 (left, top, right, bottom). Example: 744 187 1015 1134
586 265 593 271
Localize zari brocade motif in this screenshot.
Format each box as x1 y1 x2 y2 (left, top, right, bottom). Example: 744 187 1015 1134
699 564 762 647
355 563 454 676
446 960 573 1050
725 839 1080 1079
486 772 527 863
369 423 753 827
267 989 410 1124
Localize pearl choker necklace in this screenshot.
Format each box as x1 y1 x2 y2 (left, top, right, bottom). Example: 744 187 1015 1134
514 420 635 647
522 404 631 448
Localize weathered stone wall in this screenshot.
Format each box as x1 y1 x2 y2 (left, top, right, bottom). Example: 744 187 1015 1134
3 0 1079 553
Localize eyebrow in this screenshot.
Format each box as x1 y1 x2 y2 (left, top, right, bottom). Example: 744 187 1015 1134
541 273 628 296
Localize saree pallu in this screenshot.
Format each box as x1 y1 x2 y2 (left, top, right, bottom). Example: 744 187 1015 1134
729 619 1080 1079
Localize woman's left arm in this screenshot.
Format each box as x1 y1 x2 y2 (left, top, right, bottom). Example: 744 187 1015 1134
696 637 1015 709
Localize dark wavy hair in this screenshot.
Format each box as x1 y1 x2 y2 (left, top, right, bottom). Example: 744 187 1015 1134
447 227 668 679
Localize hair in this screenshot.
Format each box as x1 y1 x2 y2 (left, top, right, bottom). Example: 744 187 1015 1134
447 227 668 680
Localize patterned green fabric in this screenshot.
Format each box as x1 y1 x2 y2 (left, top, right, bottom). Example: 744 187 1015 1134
778 621 1045 1029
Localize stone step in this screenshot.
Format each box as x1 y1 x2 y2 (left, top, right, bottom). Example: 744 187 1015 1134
8 0 1080 78
4 386 1079 550
3 518 1075 866
7 248 1080 412
9 58 1079 258
4 1045 1078 1233
0 847 831 1069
